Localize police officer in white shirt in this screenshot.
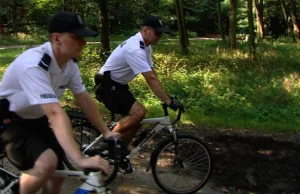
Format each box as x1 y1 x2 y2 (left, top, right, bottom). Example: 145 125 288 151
0 12 119 194
95 16 181 167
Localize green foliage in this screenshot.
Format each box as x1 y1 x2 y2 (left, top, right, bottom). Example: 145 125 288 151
130 39 300 131
77 45 102 93
25 0 60 24
2 0 300 40
0 48 27 79
187 31 197 38
2 38 300 132
0 31 47 45
184 0 218 35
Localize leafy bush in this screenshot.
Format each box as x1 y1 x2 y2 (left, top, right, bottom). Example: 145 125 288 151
187 31 198 38
73 40 300 131
2 39 300 132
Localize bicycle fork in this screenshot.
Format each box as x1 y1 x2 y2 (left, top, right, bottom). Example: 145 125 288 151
168 128 186 168
147 126 184 171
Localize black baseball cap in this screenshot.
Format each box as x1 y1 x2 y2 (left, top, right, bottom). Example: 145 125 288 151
141 16 174 35
48 12 98 37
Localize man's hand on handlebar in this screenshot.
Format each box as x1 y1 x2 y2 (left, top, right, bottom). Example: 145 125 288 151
104 130 121 139
167 96 185 111
77 155 111 174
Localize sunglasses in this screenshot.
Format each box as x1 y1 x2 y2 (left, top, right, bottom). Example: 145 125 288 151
148 27 162 37
67 33 85 41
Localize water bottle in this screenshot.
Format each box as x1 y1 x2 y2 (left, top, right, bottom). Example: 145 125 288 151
74 188 89 194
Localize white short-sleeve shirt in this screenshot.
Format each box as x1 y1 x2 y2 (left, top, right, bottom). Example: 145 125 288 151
99 32 153 84
0 42 86 119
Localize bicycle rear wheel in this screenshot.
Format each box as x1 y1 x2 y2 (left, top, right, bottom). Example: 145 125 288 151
151 133 212 194
63 123 118 186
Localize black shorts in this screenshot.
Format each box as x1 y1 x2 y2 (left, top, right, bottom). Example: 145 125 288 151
95 74 136 115
1 116 65 171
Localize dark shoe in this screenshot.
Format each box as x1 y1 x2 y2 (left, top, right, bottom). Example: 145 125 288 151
119 147 131 157
132 129 149 147
119 158 133 174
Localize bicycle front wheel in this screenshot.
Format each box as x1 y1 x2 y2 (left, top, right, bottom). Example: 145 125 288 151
151 133 212 194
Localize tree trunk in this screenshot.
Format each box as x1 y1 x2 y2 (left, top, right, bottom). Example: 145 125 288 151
174 0 188 54
229 0 238 49
72 0 76 12
98 0 110 59
180 2 189 46
280 0 295 40
254 0 264 41
247 0 256 62
217 0 225 40
289 0 300 41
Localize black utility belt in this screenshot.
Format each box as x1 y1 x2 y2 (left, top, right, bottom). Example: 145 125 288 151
110 80 129 90
94 71 129 92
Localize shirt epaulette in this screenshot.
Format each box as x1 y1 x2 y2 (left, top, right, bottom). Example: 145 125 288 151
38 53 51 71
140 41 145 49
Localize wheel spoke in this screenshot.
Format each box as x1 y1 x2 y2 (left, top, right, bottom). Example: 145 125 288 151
152 134 212 194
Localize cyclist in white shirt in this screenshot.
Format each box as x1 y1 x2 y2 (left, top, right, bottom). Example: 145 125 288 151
95 16 180 160
0 12 119 194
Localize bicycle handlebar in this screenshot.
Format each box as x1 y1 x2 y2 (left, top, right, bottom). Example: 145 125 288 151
162 97 185 124
83 137 122 175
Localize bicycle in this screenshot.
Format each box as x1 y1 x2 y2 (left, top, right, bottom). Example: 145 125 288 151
64 98 213 194
0 138 121 194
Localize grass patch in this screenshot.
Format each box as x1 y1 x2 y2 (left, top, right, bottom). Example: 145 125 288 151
1 39 300 132
0 48 28 79
0 29 176 46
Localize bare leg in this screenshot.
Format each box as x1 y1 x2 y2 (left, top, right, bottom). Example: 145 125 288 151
119 123 141 147
42 177 64 194
19 149 59 194
113 101 146 147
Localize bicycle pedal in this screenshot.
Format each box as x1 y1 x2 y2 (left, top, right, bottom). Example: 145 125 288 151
119 159 133 174
100 150 109 157
104 188 112 194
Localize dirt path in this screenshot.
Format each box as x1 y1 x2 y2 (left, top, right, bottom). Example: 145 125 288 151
200 128 300 194
2 128 299 194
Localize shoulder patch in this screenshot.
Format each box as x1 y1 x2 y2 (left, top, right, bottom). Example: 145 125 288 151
140 41 145 49
38 53 51 71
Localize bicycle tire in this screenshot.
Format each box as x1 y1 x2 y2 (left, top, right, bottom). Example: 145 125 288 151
151 133 212 194
63 123 118 186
